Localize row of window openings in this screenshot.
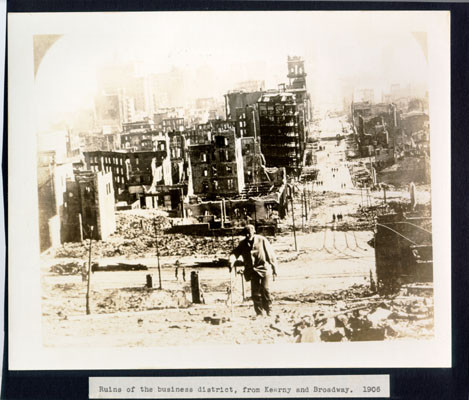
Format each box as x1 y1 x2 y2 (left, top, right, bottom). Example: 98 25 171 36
199 150 231 162
202 165 233 177
90 165 125 184
203 179 235 190
91 156 125 165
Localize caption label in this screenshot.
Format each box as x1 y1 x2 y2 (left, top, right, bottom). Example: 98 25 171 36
90 375 389 398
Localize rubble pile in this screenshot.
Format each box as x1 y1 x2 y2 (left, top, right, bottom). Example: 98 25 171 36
53 234 235 259
273 285 434 342
95 287 192 313
50 262 83 275
43 282 192 317
289 297 432 342
41 282 86 317
115 212 172 238
276 284 374 303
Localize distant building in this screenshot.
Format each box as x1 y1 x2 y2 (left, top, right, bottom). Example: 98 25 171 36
234 104 260 138
195 97 217 110
120 120 159 152
258 91 302 175
62 171 116 241
235 80 265 93
161 117 185 133
224 91 264 120
168 131 191 186
150 67 185 109
37 150 74 251
354 88 374 104
186 122 213 145
286 56 311 162
189 127 244 198
94 90 134 132
240 136 265 184
84 143 172 202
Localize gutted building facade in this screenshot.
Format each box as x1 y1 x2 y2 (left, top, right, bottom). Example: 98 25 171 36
258 92 302 175
62 171 116 241
189 127 244 198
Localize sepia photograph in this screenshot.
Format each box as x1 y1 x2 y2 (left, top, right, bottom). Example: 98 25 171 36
8 10 451 369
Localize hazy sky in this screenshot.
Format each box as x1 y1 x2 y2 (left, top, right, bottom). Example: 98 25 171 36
34 12 430 130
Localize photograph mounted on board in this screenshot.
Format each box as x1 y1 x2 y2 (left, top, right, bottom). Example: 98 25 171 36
8 10 451 369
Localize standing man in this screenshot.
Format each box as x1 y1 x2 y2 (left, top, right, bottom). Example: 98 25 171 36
229 225 278 317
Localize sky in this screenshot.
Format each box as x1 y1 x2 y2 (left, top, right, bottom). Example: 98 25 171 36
33 11 430 131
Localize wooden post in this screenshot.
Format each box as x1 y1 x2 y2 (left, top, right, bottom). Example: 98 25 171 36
86 225 94 315
229 267 234 318
191 271 202 304
304 187 308 220
180 188 184 218
301 193 305 230
78 213 83 242
290 187 298 251
154 220 162 289
146 274 157 289
240 271 245 301
221 199 225 229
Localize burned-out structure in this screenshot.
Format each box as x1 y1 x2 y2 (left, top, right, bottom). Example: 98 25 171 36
84 135 172 203
168 130 191 186
185 121 213 145
374 211 432 293
120 119 159 151
188 123 244 199
37 150 74 251
224 90 264 123
161 117 185 133
182 165 287 234
62 171 116 241
240 136 265 185
351 100 430 186
351 101 399 161
286 56 312 153
258 91 302 175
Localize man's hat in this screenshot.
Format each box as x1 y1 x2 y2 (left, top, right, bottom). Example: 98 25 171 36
242 224 256 236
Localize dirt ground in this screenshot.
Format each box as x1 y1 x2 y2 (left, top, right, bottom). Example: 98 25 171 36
41 228 433 347
41 133 433 347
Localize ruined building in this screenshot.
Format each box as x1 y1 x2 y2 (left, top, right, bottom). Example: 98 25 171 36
161 117 185 133
224 91 263 140
374 212 432 293
224 90 264 121
255 56 312 176
352 102 399 160
240 136 265 185
120 119 158 151
258 91 302 175
84 135 172 203
37 150 74 251
62 171 116 241
286 56 312 147
189 126 244 198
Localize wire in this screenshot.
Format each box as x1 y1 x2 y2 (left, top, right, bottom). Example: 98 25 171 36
375 223 419 245
391 221 432 235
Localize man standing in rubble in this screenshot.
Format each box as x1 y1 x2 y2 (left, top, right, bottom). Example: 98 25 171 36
229 225 278 317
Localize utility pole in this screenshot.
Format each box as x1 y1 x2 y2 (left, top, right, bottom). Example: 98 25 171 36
301 191 305 230
304 187 308 220
86 225 94 315
154 219 162 289
252 106 258 186
290 186 298 251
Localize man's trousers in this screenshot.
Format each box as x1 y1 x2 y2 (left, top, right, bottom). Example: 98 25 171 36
250 272 271 315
